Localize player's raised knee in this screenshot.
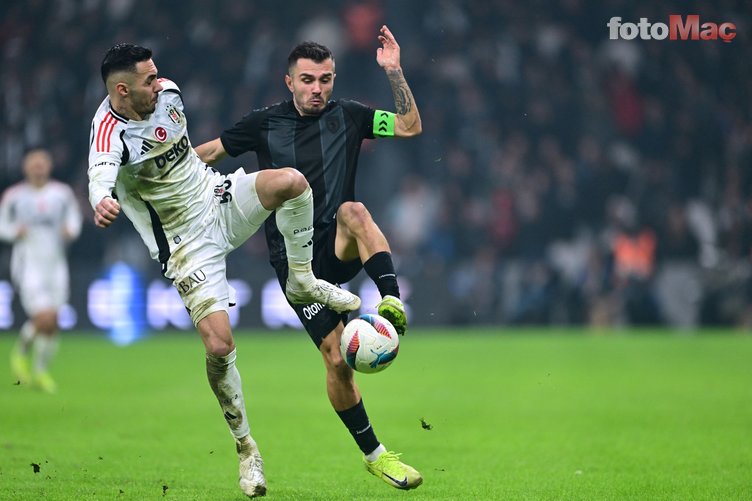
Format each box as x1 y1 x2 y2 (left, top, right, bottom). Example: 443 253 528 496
277 167 309 198
338 201 372 228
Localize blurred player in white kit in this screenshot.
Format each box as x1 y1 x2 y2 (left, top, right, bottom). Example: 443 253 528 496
1 148 82 393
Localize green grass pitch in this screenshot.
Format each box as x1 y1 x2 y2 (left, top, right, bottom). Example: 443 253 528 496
1 329 751 500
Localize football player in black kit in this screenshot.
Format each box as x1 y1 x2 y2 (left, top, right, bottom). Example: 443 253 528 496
196 25 423 491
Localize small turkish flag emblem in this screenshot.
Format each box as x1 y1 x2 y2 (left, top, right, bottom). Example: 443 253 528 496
155 127 167 142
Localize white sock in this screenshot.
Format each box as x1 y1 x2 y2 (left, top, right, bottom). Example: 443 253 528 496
275 187 316 287
33 335 58 373
365 444 387 462
236 434 258 458
206 348 251 439
17 321 36 355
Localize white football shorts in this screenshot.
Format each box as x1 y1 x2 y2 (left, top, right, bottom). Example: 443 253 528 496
13 259 69 316
167 168 270 325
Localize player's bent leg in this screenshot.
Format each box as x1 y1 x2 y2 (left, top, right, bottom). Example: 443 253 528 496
10 345 32 385
31 310 59 393
198 311 266 498
253 168 361 312
11 320 35 385
319 329 361 410
320 326 422 490
334 202 388 262
335 203 405 329
258 169 360 312
254 168 308 210
198 310 236 357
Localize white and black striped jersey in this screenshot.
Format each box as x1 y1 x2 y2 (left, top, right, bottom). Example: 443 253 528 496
87 78 221 266
0 180 82 274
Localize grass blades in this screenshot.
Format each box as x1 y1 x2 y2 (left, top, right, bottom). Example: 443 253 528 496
1 329 751 500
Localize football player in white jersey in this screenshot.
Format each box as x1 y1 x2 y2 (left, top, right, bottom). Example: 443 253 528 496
1 148 82 393
87 43 360 498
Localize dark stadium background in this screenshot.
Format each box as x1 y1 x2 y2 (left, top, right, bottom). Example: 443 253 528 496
1 0 750 333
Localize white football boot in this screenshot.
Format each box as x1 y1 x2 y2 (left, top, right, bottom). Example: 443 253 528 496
286 278 361 313
237 436 266 498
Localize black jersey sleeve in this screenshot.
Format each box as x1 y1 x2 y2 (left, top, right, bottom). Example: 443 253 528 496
220 111 263 157
340 100 376 140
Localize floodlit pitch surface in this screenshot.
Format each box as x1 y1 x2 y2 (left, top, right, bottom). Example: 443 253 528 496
1 330 750 500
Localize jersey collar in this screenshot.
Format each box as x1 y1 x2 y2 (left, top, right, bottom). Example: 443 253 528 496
108 104 129 123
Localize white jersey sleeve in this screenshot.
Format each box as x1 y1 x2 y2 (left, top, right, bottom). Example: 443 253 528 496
88 99 127 209
62 183 83 240
0 184 22 242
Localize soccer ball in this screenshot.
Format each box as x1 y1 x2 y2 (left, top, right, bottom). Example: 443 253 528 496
340 314 400 374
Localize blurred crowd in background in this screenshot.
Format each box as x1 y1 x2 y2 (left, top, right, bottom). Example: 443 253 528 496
1 0 751 329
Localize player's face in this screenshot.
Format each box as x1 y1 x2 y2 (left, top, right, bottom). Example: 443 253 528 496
128 59 163 117
286 58 335 116
23 150 52 187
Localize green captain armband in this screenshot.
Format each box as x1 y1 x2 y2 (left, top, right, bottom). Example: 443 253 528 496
373 110 396 137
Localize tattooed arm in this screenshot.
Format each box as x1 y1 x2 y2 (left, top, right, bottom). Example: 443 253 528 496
376 25 422 137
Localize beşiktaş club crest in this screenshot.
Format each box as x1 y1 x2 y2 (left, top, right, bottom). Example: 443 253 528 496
166 104 183 125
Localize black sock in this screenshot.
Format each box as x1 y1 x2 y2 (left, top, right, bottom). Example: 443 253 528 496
336 399 380 455
363 252 400 298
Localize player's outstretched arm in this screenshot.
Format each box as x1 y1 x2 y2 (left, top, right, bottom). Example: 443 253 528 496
88 158 119 229
195 138 228 165
0 192 24 241
63 186 83 240
376 25 422 138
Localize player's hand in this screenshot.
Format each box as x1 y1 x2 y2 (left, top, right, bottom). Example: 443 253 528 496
376 25 401 71
94 197 120 228
16 225 27 239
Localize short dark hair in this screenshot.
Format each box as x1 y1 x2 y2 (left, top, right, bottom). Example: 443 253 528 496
287 42 334 71
23 146 50 159
101 43 152 83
